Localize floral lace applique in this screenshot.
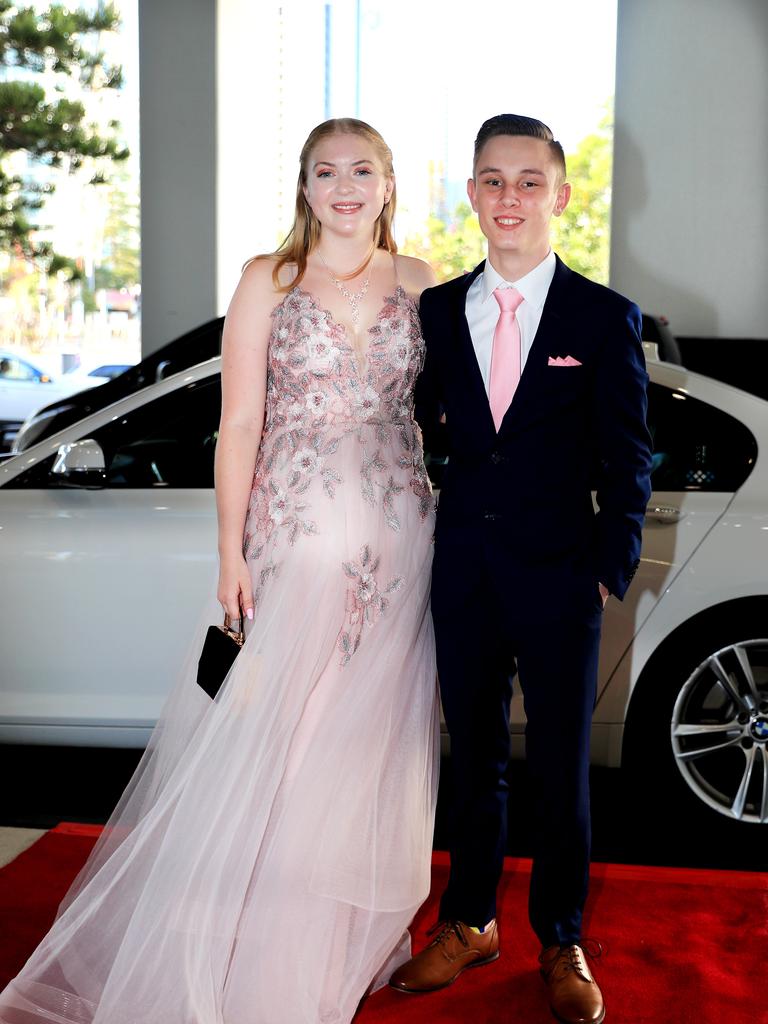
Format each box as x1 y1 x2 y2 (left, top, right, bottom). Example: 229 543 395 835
244 286 434 566
397 423 434 521
365 292 434 521
337 544 405 667
240 532 281 610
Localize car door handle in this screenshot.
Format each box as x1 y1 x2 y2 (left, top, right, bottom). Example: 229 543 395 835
646 504 683 524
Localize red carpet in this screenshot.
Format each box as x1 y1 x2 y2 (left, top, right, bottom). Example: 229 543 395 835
1 827 764 1023
0 822 103 986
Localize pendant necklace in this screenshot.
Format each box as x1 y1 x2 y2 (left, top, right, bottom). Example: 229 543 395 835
316 248 373 328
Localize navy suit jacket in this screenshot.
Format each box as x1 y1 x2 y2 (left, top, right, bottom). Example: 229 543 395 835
415 256 653 601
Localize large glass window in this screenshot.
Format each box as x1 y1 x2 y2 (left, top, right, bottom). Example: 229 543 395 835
218 0 618 299
0 1 140 387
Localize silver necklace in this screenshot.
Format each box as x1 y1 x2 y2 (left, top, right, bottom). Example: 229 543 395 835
317 250 371 327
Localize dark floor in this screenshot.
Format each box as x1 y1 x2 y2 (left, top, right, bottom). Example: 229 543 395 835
2 745 766 872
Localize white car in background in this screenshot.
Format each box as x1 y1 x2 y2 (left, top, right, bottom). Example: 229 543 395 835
0 350 125 451
0 350 59 446
0 355 766 848
60 361 134 390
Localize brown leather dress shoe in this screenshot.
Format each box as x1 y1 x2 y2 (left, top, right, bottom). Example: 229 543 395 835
389 920 499 993
539 943 605 1024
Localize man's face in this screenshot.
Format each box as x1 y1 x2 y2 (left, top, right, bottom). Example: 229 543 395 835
467 135 570 269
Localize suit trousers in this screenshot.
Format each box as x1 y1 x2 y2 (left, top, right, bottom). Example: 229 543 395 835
432 519 603 947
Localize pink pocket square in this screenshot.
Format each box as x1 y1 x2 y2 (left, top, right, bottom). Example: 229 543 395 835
547 355 582 367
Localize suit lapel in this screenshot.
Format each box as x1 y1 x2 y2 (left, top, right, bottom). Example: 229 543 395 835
450 261 497 436
442 256 576 438
497 256 572 435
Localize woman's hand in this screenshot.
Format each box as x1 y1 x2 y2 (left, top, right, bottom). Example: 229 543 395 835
217 552 254 624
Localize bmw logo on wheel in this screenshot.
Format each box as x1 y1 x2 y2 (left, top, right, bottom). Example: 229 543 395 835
751 717 768 741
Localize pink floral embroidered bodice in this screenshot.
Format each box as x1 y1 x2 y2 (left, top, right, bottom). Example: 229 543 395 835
266 285 425 434
244 284 435 629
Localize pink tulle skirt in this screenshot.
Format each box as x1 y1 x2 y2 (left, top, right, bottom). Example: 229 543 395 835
0 434 439 1023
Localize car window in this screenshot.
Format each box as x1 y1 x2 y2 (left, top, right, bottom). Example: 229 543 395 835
98 378 221 488
5 377 221 489
0 357 38 381
89 365 129 377
647 382 757 491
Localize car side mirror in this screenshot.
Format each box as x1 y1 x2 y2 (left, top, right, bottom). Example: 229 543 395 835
51 438 106 487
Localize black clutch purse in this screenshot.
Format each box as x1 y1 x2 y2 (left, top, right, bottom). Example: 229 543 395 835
196 614 244 699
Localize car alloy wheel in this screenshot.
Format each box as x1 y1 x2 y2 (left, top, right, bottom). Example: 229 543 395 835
671 638 768 823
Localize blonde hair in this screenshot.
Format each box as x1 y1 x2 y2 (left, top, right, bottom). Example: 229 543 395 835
251 118 398 291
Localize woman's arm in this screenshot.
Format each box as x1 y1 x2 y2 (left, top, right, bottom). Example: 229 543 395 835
214 259 277 622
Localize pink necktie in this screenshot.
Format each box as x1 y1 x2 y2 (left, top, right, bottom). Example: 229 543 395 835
489 286 524 431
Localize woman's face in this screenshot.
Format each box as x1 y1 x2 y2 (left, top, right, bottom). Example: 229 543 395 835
303 133 392 240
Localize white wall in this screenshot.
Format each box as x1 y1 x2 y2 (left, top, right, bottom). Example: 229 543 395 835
611 0 768 338
139 0 217 355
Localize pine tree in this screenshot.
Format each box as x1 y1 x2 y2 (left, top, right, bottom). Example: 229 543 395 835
0 1 129 274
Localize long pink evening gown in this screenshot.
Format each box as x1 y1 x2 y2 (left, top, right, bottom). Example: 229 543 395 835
0 282 439 1024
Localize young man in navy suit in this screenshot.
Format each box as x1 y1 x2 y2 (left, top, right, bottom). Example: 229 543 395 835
390 115 653 1024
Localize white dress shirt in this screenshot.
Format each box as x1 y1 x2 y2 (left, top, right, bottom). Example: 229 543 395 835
465 250 556 395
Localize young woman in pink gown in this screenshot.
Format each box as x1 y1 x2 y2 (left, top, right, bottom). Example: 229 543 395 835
0 118 440 1024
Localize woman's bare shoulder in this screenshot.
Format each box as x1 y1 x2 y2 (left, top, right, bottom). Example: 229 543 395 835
394 253 438 297
240 255 277 289
234 256 297 308
224 259 281 331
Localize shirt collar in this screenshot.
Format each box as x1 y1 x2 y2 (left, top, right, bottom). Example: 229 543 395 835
480 249 556 310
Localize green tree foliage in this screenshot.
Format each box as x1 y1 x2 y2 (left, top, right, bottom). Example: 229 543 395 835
402 202 486 284
94 169 139 290
551 114 612 284
0 1 128 272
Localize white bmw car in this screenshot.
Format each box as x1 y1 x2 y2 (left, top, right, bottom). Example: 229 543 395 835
0 355 767 840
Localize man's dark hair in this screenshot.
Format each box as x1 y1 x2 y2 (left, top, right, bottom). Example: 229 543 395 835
473 114 566 182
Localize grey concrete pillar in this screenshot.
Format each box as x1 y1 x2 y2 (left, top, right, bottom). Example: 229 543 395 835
138 0 217 354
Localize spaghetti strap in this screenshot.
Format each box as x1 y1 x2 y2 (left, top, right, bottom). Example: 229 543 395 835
391 252 400 285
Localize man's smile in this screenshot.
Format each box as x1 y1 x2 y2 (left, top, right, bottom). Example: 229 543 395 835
494 215 524 229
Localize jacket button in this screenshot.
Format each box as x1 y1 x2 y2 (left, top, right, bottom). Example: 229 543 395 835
490 452 502 464
483 512 500 521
